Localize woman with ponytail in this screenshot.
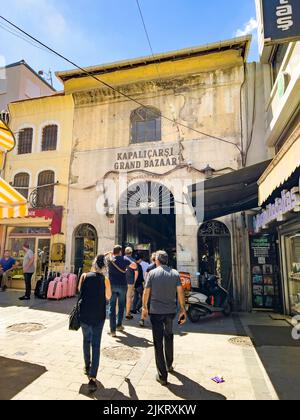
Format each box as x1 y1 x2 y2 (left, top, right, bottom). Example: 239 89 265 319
78 255 112 393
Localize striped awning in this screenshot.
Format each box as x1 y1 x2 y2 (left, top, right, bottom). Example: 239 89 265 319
0 119 15 152
0 120 28 219
0 178 28 219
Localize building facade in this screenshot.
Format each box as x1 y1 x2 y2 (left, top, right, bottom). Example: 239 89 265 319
255 0 300 315
0 37 272 310
55 37 269 310
0 60 55 120
0 93 74 288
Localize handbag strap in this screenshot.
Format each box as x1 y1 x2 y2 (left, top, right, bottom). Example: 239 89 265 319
109 259 126 275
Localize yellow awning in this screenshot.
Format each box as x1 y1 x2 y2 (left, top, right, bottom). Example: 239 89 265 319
0 120 28 219
0 119 15 152
258 131 300 205
0 178 28 219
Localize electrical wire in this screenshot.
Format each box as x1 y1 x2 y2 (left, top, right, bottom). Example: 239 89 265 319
135 0 185 160
0 14 242 152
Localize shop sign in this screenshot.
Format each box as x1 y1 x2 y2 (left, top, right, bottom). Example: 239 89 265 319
261 0 300 45
113 145 180 171
27 207 63 236
254 178 300 232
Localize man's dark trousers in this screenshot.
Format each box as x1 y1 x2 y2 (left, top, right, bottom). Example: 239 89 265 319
150 314 175 382
24 273 33 298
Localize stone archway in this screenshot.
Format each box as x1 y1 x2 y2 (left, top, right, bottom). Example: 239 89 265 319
198 220 232 287
118 180 177 267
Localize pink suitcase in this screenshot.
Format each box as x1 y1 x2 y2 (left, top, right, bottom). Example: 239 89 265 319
67 274 78 297
61 277 69 299
47 278 64 300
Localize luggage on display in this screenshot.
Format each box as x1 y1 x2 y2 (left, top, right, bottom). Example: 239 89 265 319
34 280 43 298
61 277 69 299
47 278 64 300
46 273 78 301
35 271 59 300
67 274 78 297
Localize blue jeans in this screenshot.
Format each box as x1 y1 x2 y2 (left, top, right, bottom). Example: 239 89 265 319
109 285 127 333
132 286 144 312
81 321 105 379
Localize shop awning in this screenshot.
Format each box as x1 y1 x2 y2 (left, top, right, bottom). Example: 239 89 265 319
0 120 28 219
0 119 15 152
0 178 28 219
188 160 271 223
258 132 300 205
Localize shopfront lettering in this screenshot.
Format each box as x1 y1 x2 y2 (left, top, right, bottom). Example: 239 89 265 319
114 146 180 171
276 0 294 32
261 0 300 44
254 178 300 232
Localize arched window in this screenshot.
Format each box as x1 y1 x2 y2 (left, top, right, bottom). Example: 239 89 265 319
130 107 161 144
37 170 55 207
42 125 58 151
18 128 33 155
14 173 30 199
74 224 98 275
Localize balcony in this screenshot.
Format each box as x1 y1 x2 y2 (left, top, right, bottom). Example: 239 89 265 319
29 186 56 209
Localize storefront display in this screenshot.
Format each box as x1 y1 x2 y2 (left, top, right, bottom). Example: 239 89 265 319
284 232 300 314
250 234 282 311
8 227 51 280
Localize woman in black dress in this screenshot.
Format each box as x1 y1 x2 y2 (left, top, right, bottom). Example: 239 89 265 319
79 255 112 392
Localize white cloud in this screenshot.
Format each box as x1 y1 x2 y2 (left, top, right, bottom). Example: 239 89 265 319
236 17 258 37
5 0 68 41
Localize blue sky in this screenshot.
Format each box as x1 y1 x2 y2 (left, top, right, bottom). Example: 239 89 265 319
0 0 259 90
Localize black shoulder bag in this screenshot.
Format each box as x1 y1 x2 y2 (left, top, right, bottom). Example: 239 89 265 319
69 274 86 331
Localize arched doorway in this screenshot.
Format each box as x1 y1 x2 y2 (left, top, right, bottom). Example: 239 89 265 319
74 224 98 274
119 181 177 267
198 220 232 287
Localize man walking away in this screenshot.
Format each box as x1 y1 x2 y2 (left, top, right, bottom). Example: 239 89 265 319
139 253 157 328
124 247 137 320
131 253 144 314
0 250 16 292
19 243 35 301
107 246 136 337
142 251 187 386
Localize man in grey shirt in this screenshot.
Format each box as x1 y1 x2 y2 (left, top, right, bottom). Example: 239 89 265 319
142 251 187 386
19 243 35 301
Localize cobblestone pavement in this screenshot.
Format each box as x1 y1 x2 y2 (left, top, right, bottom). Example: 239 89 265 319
0 291 286 400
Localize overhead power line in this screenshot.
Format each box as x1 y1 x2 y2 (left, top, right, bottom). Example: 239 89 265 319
0 14 241 151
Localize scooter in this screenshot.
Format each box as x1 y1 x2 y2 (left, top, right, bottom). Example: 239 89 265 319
186 275 232 323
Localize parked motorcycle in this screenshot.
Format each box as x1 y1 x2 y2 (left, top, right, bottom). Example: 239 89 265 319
186 275 232 323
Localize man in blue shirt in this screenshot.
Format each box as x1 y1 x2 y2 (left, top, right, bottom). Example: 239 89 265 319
107 246 136 337
0 250 16 292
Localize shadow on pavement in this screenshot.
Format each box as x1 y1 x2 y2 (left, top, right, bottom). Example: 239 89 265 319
79 378 139 400
115 331 153 348
0 291 76 315
0 356 47 400
168 371 227 401
248 325 300 400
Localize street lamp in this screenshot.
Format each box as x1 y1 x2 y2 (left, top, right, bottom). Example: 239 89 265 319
201 164 215 179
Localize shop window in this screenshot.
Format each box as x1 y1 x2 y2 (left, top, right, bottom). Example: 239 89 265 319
130 107 161 144
37 170 55 208
271 44 289 85
18 128 33 155
286 234 300 315
13 173 30 199
42 125 58 151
